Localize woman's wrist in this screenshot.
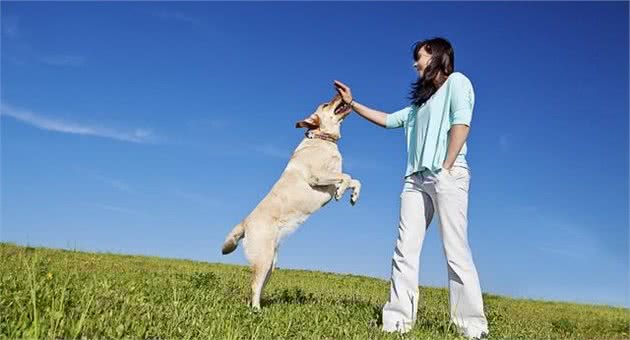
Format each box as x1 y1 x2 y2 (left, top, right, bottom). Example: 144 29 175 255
348 99 357 111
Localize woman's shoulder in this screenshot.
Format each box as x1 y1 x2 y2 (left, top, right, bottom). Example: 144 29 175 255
448 71 471 83
447 71 473 89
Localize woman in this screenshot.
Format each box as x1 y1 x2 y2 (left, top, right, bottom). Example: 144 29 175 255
334 37 489 339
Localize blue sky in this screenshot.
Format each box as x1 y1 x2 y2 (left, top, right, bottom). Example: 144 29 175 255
1 2 628 308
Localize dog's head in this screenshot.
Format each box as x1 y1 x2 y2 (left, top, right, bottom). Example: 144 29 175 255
295 94 352 137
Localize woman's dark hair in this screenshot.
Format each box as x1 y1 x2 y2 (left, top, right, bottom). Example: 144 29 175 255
408 37 455 107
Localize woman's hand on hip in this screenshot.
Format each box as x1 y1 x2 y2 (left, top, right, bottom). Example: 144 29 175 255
334 80 353 104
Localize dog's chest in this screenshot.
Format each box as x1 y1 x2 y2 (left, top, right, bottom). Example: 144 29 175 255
277 215 307 241
327 153 342 173
316 146 342 173
291 140 343 173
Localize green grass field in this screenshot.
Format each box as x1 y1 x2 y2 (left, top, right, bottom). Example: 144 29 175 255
1 242 628 339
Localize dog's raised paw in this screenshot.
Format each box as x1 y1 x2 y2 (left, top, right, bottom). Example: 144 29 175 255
351 191 360 205
335 188 344 200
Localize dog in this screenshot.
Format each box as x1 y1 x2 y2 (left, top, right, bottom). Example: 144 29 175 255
221 93 361 309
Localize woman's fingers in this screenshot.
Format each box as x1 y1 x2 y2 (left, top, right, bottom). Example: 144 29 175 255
334 84 347 96
334 80 349 91
334 80 353 103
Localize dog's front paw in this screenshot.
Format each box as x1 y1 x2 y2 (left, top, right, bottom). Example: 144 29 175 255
350 190 360 205
335 187 343 200
335 182 349 200
350 180 361 205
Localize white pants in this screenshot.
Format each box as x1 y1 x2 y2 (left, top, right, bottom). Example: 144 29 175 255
382 164 489 338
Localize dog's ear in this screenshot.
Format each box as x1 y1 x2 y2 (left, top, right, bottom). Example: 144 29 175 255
295 113 320 129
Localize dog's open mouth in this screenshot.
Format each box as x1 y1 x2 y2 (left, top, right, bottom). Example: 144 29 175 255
334 101 351 115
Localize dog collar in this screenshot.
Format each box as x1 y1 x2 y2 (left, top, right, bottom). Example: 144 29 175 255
305 130 339 144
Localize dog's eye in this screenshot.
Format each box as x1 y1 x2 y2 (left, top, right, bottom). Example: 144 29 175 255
323 104 329 108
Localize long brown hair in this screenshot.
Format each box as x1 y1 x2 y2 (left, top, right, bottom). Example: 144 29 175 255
408 37 455 107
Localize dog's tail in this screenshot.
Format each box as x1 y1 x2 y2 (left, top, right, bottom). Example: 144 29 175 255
222 223 245 255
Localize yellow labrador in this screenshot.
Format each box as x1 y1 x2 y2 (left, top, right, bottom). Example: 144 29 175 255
221 94 361 309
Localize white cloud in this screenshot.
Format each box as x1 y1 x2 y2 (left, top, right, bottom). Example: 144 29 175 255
499 134 510 152
152 11 201 26
6 56 26 65
96 176 132 193
507 205 539 213
185 118 229 132
537 245 585 260
0 103 157 144
172 188 222 208
92 203 147 216
1 16 19 39
72 166 136 194
40 55 85 67
344 156 385 172
252 143 291 159
0 16 85 67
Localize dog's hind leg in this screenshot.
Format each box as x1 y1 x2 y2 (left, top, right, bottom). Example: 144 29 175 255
262 248 279 287
245 232 277 309
260 249 277 298
250 254 274 309
272 248 279 272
